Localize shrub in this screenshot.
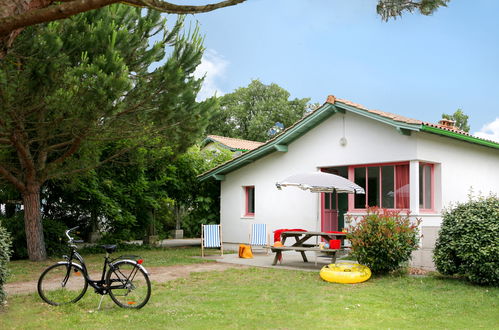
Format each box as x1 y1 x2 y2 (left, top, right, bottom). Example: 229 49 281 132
433 194 499 286
346 208 420 274
0 220 13 305
1 214 66 259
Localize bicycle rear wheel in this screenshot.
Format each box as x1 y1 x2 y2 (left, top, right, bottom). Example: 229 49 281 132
106 260 151 309
37 262 88 306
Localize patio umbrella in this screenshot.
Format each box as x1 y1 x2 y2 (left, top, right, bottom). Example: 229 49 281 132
275 172 365 194
275 171 364 259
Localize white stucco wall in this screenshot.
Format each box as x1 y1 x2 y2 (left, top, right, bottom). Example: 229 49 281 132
218 112 499 268
417 132 498 211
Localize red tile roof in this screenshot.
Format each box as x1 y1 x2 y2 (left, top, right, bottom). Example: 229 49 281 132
199 94 497 181
207 135 264 151
329 96 474 137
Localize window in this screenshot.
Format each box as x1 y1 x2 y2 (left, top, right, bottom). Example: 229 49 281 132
353 163 409 209
419 163 433 210
244 186 255 216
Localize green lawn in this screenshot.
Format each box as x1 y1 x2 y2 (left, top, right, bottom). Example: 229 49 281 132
2 248 498 329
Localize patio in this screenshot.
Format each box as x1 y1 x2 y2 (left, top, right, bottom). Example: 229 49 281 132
213 245 354 272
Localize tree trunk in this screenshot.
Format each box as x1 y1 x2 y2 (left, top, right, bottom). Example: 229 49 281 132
22 184 47 261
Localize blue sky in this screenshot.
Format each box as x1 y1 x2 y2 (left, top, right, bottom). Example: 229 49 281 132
184 0 499 141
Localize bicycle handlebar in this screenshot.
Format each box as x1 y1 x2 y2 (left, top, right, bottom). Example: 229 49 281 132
65 226 81 244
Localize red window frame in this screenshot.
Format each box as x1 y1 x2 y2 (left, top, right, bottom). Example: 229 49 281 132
348 162 410 211
244 186 255 216
419 163 434 212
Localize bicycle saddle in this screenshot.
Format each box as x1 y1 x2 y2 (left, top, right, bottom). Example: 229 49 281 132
101 244 117 253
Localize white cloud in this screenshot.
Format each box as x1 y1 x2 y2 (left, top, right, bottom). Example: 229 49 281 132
474 118 499 143
194 49 228 101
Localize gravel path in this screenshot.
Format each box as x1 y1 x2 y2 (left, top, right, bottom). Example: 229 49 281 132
5 263 246 296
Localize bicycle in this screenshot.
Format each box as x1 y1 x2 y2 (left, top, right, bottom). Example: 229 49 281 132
37 226 151 309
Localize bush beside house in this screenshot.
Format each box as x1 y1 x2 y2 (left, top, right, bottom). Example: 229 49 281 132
0 220 12 305
347 208 420 274
433 194 499 286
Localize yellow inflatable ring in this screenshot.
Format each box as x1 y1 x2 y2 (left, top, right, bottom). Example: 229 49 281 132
320 263 371 284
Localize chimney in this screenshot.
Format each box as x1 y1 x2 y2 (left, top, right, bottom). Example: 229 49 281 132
438 118 457 129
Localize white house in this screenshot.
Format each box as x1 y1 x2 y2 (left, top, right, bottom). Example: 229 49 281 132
199 95 499 269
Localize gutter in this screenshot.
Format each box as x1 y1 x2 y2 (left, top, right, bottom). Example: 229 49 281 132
421 125 499 150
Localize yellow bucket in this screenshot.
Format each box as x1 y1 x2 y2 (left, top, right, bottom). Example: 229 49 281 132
320 263 371 284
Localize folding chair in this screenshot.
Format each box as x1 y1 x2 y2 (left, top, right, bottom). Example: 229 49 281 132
201 224 223 258
249 223 270 254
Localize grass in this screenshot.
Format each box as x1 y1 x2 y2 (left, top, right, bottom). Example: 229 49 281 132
2 249 498 329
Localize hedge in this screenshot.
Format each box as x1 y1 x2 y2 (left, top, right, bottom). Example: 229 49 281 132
433 194 499 286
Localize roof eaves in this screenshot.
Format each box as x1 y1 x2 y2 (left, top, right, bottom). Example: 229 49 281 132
335 100 422 132
201 136 217 147
199 96 499 182
198 103 337 181
202 138 238 151
421 124 499 149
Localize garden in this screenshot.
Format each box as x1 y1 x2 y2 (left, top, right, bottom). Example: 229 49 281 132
0 247 498 329
1 195 498 328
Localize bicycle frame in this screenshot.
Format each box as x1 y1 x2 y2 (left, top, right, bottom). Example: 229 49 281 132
61 227 147 295
39 226 151 309
63 247 111 294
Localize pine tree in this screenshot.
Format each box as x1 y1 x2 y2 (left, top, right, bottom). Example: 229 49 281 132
0 5 215 261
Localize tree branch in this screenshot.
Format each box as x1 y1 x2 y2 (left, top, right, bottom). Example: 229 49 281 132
0 0 246 35
48 135 84 165
0 163 25 192
10 129 38 181
129 0 245 14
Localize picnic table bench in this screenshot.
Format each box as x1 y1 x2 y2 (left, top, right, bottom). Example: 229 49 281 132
271 231 347 266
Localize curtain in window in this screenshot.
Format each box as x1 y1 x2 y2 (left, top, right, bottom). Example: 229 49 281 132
395 164 409 209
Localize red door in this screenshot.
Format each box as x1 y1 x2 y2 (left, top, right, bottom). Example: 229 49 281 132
321 192 338 232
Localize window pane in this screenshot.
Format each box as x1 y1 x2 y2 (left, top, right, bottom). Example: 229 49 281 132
382 166 394 208
395 164 410 209
419 165 424 208
424 166 432 209
354 168 366 208
367 167 380 207
247 187 255 214
324 192 331 210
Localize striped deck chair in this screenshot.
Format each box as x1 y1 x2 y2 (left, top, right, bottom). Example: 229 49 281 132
201 224 223 258
249 223 270 254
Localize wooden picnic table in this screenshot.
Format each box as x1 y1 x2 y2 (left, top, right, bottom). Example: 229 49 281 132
271 231 347 266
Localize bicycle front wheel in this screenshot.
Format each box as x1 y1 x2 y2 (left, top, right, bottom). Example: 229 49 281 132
106 260 151 309
37 262 88 306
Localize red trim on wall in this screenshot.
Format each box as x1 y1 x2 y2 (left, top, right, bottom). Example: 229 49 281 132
349 161 411 168
244 186 255 216
330 161 437 214
349 162 410 212
419 163 435 213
